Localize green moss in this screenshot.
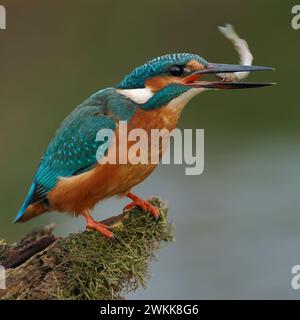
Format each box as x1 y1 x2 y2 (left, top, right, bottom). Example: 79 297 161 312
55 199 173 300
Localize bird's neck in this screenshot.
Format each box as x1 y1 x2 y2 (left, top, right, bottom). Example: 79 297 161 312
126 89 201 132
117 84 201 110
117 86 203 130
128 103 181 133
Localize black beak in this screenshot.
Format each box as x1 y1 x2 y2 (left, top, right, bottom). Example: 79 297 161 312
186 62 275 89
197 62 274 74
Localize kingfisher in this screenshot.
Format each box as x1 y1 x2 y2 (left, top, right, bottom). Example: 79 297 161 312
15 53 273 238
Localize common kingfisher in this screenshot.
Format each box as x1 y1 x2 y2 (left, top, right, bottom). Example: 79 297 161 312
15 53 273 238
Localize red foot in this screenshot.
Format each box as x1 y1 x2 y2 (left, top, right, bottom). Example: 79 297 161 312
124 192 160 220
83 211 114 238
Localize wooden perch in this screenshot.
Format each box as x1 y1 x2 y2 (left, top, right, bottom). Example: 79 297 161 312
0 198 172 300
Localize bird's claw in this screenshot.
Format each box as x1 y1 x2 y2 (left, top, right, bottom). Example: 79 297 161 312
124 198 160 220
86 220 114 239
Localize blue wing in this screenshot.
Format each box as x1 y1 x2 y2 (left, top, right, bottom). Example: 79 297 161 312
15 88 137 222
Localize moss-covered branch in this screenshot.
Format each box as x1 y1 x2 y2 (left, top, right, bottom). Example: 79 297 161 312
0 199 172 300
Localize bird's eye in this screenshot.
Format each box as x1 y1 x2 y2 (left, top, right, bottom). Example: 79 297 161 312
169 65 184 77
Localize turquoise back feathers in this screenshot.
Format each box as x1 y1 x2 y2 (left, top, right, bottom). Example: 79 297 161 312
15 88 137 222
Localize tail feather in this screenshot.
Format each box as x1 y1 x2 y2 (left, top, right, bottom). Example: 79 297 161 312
14 182 37 223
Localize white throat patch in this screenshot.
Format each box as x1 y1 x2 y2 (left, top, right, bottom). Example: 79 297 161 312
117 87 205 110
117 87 154 104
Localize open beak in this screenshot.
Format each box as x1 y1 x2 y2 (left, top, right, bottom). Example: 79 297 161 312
184 62 275 89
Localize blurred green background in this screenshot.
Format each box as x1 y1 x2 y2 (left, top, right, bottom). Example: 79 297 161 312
0 0 299 299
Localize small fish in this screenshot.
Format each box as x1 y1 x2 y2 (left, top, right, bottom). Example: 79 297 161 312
217 24 253 82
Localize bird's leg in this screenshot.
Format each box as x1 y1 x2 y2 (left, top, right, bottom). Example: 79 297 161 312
82 210 114 238
124 192 160 220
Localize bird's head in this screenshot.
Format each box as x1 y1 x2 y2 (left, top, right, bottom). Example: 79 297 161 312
116 53 273 110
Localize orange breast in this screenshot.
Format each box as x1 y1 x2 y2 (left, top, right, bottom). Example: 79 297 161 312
47 105 181 215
